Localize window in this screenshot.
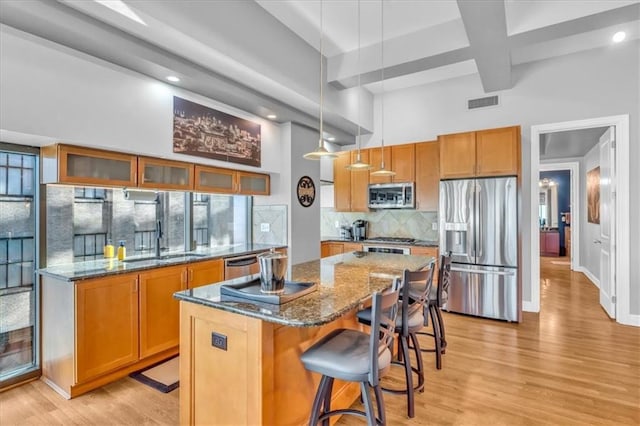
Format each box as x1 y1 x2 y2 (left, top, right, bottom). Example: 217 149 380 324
191 194 250 247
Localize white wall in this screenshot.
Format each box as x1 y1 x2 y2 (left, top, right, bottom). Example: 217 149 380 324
0 27 284 178
580 143 601 282
363 42 640 315
290 124 321 264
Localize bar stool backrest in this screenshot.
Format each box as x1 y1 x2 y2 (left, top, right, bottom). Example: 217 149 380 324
401 266 435 337
437 252 453 307
369 278 401 386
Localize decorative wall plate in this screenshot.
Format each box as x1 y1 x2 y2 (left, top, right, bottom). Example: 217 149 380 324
296 176 315 207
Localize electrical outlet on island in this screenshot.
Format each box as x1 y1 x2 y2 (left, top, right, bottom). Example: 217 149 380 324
261 223 270 232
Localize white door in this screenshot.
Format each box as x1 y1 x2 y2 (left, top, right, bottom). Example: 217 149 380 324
598 127 616 318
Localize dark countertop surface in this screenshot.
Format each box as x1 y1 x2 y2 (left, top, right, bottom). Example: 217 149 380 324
321 236 439 247
174 251 435 327
38 243 287 281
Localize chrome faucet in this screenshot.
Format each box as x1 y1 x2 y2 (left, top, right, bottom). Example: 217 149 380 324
155 220 163 258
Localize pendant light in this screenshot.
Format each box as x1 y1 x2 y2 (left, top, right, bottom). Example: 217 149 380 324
346 0 372 171
303 0 337 160
370 0 396 177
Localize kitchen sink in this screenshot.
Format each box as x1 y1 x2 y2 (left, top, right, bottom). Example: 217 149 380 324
123 253 208 263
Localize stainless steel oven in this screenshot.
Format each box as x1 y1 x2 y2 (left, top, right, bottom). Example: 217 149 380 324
363 245 410 255
224 253 261 279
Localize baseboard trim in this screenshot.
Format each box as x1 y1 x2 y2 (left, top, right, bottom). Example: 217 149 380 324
617 313 640 327
522 301 539 313
576 266 600 288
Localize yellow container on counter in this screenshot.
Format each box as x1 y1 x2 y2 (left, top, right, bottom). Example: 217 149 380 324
117 241 126 261
103 240 114 258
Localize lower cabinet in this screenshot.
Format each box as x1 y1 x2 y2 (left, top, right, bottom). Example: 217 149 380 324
42 258 227 399
188 258 224 289
139 265 187 359
321 242 363 258
540 230 560 256
75 274 139 383
410 246 440 280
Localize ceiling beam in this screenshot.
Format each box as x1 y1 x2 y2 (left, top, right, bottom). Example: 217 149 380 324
457 0 511 93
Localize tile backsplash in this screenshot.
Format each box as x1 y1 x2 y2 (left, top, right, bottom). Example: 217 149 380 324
321 208 438 241
253 205 288 245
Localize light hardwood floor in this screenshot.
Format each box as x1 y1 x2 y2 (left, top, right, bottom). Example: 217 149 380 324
1 257 639 425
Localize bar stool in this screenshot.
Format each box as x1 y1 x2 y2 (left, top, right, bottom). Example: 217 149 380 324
300 281 401 426
414 252 452 370
356 266 435 418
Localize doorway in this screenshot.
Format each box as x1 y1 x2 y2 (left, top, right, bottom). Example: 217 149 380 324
530 115 632 326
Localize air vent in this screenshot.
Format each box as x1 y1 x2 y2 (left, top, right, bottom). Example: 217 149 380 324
468 95 499 110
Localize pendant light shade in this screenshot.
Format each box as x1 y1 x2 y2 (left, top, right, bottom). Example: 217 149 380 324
370 0 396 177
346 0 371 171
303 0 337 161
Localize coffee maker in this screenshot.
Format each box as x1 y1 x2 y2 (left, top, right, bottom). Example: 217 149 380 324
351 220 367 241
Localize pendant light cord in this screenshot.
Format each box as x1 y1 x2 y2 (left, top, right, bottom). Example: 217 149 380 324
356 0 361 160
318 0 324 148
380 0 385 166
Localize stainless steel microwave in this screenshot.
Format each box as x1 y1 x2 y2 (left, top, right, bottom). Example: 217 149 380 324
368 182 415 209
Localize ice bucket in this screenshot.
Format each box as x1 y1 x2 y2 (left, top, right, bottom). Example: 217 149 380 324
257 252 288 294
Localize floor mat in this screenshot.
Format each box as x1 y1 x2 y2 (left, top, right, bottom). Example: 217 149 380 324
129 356 179 393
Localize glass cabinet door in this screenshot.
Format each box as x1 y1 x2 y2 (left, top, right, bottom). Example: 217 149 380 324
237 171 270 195
138 157 194 190
56 145 137 186
194 165 236 194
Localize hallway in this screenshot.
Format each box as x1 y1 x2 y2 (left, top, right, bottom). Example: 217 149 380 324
1 259 639 425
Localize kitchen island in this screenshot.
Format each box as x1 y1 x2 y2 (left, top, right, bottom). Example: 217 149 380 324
174 251 434 426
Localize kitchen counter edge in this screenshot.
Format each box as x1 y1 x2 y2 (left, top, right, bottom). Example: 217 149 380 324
38 244 288 282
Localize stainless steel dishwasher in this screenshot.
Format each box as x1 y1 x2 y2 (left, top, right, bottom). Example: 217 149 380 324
224 253 261 279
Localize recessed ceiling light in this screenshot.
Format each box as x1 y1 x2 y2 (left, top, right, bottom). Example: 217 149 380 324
612 31 626 43
267 114 277 120
327 137 336 141
166 76 180 82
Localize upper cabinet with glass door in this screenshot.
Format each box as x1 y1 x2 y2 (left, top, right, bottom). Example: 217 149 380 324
138 156 194 190
41 144 137 187
237 171 270 196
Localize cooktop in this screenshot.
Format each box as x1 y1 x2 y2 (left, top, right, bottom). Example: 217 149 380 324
365 237 416 244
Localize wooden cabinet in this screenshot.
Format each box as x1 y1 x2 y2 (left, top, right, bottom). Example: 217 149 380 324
368 144 414 184
476 127 521 176
333 151 352 212
565 227 571 258
188 258 224 289
350 150 370 212
410 246 439 281
540 230 560 256
138 265 187 359
194 165 270 195
42 144 137 186
138 156 194 190
194 165 237 193
237 171 270 195
321 242 363 258
75 273 139 383
42 144 270 195
415 141 439 211
439 126 520 179
369 147 392 184
391 144 415 182
343 242 363 253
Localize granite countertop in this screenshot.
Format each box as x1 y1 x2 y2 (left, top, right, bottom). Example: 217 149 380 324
38 243 287 281
174 251 435 327
321 237 439 247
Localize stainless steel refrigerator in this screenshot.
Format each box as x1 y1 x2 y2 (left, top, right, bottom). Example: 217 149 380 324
439 177 519 321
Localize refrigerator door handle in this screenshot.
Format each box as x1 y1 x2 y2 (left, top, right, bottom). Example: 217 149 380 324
450 267 516 276
477 184 483 260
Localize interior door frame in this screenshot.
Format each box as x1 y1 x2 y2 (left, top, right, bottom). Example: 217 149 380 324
530 115 633 326
539 161 580 271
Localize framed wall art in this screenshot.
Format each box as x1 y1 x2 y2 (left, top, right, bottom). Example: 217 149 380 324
173 96 261 167
586 166 600 224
